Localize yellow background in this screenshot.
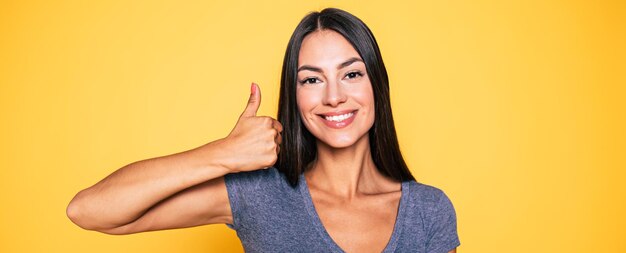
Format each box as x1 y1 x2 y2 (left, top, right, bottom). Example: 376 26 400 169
1 0 624 252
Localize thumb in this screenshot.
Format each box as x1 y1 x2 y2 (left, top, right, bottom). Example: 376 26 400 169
241 83 261 117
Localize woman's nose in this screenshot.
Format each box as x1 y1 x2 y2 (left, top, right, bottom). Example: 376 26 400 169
322 80 347 107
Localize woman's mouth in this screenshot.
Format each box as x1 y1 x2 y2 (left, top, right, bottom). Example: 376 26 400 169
318 110 357 129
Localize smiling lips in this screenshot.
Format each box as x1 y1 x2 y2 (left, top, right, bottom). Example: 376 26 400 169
318 110 357 129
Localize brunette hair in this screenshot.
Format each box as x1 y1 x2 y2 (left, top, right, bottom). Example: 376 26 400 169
275 8 415 187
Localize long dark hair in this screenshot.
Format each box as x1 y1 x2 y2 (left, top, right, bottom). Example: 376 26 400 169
275 8 415 187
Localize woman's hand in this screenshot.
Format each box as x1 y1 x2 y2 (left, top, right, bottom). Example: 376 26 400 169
220 83 283 173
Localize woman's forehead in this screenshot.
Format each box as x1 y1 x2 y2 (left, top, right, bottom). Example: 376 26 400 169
298 30 362 68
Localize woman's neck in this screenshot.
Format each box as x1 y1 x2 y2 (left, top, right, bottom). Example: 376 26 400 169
305 134 399 200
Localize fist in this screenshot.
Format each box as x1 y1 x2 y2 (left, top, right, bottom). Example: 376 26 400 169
222 83 283 173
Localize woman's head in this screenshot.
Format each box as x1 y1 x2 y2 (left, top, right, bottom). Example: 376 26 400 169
296 29 375 149
276 8 415 186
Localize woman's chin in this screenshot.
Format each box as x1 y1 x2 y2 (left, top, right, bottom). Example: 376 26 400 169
321 141 354 149
316 134 366 149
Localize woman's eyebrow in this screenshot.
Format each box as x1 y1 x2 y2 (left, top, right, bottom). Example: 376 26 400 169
297 65 322 73
297 57 364 73
338 57 363 69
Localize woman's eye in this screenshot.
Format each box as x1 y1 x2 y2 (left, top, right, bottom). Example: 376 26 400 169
300 78 319 85
345 71 363 79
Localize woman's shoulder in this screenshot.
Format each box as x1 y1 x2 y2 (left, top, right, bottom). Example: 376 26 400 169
223 167 293 193
401 180 461 252
404 180 456 211
224 166 282 182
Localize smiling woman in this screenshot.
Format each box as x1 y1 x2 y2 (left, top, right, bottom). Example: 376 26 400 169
67 7 459 253
296 31 375 148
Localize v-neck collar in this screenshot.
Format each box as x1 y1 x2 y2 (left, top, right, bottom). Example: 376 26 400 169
299 173 410 253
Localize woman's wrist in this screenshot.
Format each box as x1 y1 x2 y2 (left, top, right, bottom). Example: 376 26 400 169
193 138 237 175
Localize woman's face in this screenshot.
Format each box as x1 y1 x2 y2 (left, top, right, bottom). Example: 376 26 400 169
296 30 375 148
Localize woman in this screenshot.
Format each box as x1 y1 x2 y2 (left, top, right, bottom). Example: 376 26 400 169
67 8 460 253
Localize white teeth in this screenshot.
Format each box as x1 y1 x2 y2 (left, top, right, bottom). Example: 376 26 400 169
324 112 354 122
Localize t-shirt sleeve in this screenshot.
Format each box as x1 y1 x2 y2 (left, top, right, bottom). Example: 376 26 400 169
425 190 461 253
222 168 278 231
224 170 256 230
223 171 239 230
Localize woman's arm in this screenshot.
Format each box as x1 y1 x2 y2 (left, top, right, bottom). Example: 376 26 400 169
66 140 231 233
66 83 282 234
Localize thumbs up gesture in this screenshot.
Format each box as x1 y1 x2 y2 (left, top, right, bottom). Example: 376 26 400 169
221 83 283 173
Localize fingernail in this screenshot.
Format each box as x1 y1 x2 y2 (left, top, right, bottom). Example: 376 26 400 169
250 83 256 95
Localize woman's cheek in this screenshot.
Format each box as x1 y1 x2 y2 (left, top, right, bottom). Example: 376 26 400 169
297 89 321 110
296 90 316 127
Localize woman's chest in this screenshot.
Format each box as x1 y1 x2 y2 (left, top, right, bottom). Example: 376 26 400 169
311 193 402 253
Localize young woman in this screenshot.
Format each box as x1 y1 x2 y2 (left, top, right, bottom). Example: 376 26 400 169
67 8 460 253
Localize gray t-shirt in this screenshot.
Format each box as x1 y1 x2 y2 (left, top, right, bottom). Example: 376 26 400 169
224 167 460 253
